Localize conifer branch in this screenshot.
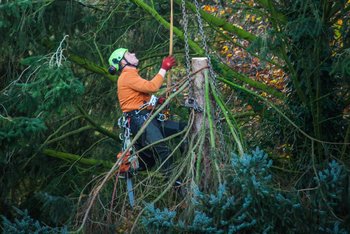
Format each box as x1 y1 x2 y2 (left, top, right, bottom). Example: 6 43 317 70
46 125 94 145
67 53 117 82
76 105 120 142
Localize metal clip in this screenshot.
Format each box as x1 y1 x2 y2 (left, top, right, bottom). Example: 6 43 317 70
117 116 125 128
184 98 203 112
157 113 167 122
124 127 130 139
149 95 158 106
128 154 139 174
138 95 158 111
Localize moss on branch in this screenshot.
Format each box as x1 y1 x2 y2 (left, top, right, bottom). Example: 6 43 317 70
43 149 114 168
76 105 120 142
130 0 204 55
68 53 117 82
175 0 257 42
215 61 285 100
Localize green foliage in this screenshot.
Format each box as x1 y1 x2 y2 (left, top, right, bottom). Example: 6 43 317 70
35 192 74 225
1 207 68 234
142 148 349 233
0 56 84 153
0 117 46 144
310 160 347 223
2 56 84 117
246 0 350 159
0 1 34 33
1 0 349 232
331 49 350 78
15 58 84 116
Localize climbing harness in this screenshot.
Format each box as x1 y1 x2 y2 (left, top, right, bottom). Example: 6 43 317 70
116 115 139 208
138 95 158 111
115 96 166 207
117 115 139 174
137 94 169 122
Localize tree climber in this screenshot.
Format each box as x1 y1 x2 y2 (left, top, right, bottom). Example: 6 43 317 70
108 48 185 177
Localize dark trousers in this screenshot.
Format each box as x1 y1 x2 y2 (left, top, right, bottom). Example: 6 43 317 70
128 112 185 175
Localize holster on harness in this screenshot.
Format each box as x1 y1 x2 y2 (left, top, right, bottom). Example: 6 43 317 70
116 151 139 175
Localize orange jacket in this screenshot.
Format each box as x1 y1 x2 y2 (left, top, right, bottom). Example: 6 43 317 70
117 67 164 112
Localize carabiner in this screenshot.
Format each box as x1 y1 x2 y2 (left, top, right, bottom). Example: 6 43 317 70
157 113 167 122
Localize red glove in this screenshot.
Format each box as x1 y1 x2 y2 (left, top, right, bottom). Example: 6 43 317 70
161 56 176 71
158 96 166 104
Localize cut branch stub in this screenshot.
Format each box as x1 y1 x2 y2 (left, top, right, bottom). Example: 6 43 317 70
191 57 208 134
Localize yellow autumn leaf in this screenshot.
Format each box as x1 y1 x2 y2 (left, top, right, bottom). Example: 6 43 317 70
222 45 229 53
203 5 213 12
233 23 243 29
251 15 256 22
337 19 343 26
203 5 218 13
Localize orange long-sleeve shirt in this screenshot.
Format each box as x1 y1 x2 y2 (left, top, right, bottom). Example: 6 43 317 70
117 67 164 112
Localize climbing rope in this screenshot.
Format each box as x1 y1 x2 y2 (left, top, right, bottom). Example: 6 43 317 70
159 0 174 120
166 0 174 100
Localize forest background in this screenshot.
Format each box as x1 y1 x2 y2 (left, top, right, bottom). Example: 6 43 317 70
0 0 350 233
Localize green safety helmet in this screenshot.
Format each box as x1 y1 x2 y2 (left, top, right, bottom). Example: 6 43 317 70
108 48 128 74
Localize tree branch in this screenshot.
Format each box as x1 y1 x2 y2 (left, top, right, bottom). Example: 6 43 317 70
76 105 120 142
175 0 257 42
214 60 285 100
130 0 205 55
68 53 117 82
43 148 114 168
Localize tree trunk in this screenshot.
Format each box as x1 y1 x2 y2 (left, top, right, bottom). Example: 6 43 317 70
191 58 208 134
191 57 213 189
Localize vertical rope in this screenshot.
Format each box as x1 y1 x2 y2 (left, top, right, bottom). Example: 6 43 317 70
166 0 174 99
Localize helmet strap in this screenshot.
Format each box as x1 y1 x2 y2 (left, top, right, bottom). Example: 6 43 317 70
120 57 137 70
